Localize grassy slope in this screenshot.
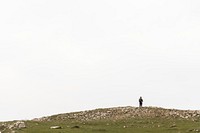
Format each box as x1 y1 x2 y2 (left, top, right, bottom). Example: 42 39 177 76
14 117 200 133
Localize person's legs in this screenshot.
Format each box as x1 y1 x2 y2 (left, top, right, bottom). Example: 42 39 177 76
139 102 142 107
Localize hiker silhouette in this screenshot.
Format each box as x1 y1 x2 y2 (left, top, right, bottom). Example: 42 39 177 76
139 96 143 107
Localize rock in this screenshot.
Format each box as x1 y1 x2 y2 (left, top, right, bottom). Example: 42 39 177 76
50 126 62 129
195 129 199 132
9 121 26 129
0 124 6 130
18 122 26 129
170 124 176 128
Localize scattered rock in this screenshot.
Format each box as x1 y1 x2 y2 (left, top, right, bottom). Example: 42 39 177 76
49 106 200 122
8 121 26 129
0 124 6 130
32 117 49 122
188 129 200 132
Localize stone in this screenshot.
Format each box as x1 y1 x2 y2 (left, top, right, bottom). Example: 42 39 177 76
0 124 6 130
170 124 176 128
18 121 26 129
9 121 26 129
50 126 62 129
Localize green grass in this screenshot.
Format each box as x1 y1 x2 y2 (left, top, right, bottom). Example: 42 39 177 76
13 117 200 133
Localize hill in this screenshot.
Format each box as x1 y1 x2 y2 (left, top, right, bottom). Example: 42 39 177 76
1 106 200 133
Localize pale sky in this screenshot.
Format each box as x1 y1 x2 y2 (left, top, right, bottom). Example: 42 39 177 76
1 0 200 121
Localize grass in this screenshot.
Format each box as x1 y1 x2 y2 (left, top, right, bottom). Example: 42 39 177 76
13 117 200 133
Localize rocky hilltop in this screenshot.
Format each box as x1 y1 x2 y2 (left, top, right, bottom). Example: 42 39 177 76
34 106 200 122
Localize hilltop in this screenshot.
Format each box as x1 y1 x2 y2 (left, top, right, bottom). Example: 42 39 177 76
1 106 200 133
43 106 200 121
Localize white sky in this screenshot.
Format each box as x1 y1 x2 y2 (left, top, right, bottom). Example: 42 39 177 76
0 0 200 121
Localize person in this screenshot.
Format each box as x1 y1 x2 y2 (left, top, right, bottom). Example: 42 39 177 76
139 96 143 107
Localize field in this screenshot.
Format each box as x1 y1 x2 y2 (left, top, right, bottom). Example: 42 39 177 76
14 118 200 133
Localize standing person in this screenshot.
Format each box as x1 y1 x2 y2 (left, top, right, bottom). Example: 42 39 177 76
139 96 143 107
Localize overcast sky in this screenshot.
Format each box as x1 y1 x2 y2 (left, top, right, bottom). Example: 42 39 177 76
0 0 200 121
